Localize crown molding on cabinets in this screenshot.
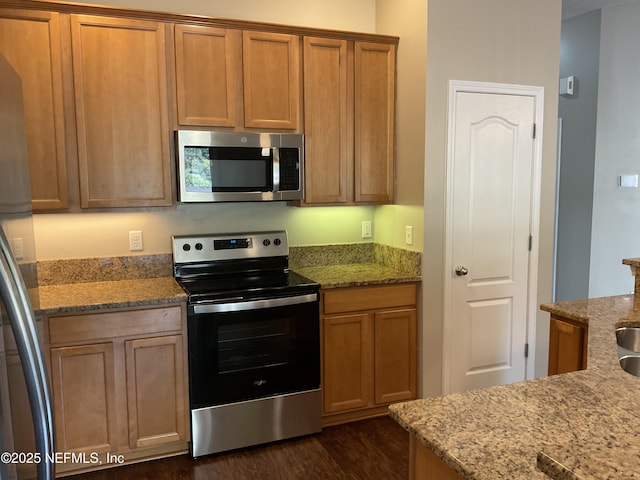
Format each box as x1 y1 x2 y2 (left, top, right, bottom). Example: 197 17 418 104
0 0 399 45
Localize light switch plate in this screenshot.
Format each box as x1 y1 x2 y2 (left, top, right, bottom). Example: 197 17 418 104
362 221 372 239
619 174 639 188
405 226 413 245
11 237 24 260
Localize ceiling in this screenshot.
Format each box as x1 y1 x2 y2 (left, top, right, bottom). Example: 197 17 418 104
562 0 640 20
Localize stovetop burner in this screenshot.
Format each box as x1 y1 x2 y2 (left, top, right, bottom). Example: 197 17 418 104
172 231 318 303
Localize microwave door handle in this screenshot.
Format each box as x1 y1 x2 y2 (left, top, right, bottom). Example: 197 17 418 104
272 146 280 192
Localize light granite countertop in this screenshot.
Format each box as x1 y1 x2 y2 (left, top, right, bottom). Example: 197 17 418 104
293 263 421 289
34 263 418 316
389 294 640 480
36 277 187 315
33 244 422 313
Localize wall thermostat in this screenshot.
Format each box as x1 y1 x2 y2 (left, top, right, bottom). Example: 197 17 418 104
559 75 574 96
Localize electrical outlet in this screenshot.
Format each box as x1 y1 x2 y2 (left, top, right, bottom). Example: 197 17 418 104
362 221 372 239
129 230 144 251
405 226 413 245
11 237 24 260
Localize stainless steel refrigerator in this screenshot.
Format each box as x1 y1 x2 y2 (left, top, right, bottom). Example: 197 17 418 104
0 53 55 479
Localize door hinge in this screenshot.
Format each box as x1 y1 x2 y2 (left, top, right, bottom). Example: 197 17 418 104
528 235 533 251
525 343 529 358
532 123 537 139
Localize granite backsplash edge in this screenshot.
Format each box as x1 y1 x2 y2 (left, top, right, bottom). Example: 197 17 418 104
38 243 422 286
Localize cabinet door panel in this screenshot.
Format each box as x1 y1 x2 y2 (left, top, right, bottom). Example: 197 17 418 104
354 42 395 203
174 24 242 127
548 317 587 375
303 36 351 204
71 15 172 207
322 313 371 413
125 335 187 449
49 305 183 345
0 9 68 210
374 308 417 404
50 343 118 453
243 31 300 130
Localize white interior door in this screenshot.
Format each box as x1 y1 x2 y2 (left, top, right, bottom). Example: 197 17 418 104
444 82 542 394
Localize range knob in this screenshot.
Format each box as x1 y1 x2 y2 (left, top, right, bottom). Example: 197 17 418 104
274 238 282 246
182 243 191 252
195 243 203 251
263 239 271 246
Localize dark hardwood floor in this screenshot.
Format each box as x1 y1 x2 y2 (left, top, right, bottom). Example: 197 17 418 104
72 416 408 480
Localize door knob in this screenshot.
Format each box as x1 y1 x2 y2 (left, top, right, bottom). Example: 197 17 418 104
455 265 469 276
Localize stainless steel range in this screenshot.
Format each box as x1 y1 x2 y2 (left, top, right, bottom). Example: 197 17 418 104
172 231 321 457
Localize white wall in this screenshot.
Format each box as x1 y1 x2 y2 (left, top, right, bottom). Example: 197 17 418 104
589 5 640 297
35 205 375 259
374 0 427 255
63 0 376 32
421 0 561 394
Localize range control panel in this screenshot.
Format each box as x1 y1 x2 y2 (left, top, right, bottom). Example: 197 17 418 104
172 231 288 264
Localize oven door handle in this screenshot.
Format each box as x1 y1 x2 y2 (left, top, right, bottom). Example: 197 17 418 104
192 293 317 314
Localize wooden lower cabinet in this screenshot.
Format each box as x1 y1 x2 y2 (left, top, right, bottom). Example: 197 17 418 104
409 434 464 480
50 343 118 455
46 304 189 475
548 314 588 376
125 335 186 449
323 313 372 413
321 283 417 426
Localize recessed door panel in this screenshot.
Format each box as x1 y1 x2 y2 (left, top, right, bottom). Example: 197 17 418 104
468 298 513 373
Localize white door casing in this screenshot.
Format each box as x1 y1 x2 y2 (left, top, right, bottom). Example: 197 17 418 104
443 81 544 394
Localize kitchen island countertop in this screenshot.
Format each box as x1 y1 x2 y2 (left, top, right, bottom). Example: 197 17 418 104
389 294 640 479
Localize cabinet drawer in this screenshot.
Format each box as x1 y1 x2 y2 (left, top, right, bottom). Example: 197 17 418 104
323 284 417 314
48 305 183 344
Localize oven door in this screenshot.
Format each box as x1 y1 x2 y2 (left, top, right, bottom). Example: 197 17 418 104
188 291 320 408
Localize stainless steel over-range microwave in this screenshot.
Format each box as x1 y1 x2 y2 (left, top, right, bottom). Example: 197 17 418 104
176 130 304 203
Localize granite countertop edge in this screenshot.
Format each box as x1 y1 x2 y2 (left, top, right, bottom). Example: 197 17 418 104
292 263 421 289
36 277 187 316
35 263 420 316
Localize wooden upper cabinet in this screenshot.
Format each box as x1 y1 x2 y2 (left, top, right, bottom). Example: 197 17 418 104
71 15 172 208
302 38 396 206
174 24 242 127
0 9 69 210
354 42 396 204
242 31 301 130
303 37 351 204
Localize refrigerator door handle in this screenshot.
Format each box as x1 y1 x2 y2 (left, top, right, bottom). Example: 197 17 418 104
0 227 55 480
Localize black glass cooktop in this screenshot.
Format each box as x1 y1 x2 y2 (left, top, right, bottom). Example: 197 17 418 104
176 270 318 303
